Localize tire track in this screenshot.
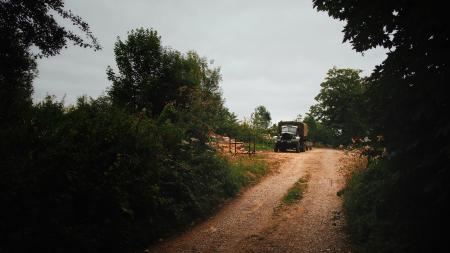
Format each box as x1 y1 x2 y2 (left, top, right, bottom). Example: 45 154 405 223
147 149 350 253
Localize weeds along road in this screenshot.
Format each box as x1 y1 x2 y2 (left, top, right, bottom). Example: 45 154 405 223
147 148 351 253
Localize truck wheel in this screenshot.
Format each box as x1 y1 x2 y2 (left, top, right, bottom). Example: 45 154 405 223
295 143 300 153
274 145 278 152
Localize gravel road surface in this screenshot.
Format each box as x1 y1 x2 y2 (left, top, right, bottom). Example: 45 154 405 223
147 148 351 253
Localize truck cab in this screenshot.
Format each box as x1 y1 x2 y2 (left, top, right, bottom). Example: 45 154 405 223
274 121 309 152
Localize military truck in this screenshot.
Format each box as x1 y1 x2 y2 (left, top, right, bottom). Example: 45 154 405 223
273 121 309 152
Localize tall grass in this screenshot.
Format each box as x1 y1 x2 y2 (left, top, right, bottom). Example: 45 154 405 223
227 155 269 189
254 142 274 151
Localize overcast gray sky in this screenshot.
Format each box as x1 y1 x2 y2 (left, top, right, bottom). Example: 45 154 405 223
34 0 387 123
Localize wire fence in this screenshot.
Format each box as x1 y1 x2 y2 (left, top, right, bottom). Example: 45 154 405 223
208 134 257 156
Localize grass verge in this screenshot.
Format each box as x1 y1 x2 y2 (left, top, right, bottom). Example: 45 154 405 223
227 155 270 189
254 142 274 151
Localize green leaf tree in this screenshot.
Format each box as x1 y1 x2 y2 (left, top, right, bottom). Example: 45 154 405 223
314 1 450 252
0 0 100 124
303 113 336 146
310 67 367 145
107 28 233 142
107 29 225 124
107 28 176 114
251 105 272 130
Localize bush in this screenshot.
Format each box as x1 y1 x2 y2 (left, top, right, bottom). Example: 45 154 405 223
1 26 265 253
341 157 446 253
342 160 392 251
0 97 237 253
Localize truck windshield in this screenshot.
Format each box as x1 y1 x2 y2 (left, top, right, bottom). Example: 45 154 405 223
281 125 297 134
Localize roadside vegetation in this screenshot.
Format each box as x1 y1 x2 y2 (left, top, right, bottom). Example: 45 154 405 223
0 2 273 253
228 155 270 188
302 67 368 147
312 1 450 252
282 174 310 204
2 1 447 253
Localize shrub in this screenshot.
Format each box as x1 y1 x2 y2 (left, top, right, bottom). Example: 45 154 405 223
341 158 422 252
0 97 236 253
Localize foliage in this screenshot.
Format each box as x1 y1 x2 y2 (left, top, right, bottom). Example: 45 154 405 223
0 11 247 252
1 2 102 228
268 123 278 136
341 160 401 252
227 156 269 188
107 28 225 132
282 175 309 204
216 105 274 150
0 0 100 58
252 142 275 151
0 0 100 135
0 30 35 132
250 105 272 130
0 96 238 253
303 113 337 146
215 108 241 137
107 28 178 115
309 67 367 145
314 0 450 252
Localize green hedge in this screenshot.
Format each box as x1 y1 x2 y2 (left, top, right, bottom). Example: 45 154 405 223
0 97 236 253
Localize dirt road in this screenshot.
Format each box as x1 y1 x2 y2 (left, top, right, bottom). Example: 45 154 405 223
148 148 351 253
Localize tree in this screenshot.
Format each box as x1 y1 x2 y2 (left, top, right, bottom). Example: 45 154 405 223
310 67 367 145
250 105 272 130
107 28 225 123
0 0 102 175
107 28 234 143
0 1 104 251
0 0 100 124
295 113 303 122
0 0 100 57
0 0 101 202
1 22 237 252
107 28 168 114
314 1 450 252
303 113 336 146
215 107 240 137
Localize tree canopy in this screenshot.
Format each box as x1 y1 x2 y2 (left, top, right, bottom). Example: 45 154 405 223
107 28 224 120
0 23 240 253
0 0 100 57
303 113 337 146
0 0 101 125
310 67 367 145
251 105 272 130
314 1 450 252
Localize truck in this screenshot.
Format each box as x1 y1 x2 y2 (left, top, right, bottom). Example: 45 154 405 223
273 121 310 152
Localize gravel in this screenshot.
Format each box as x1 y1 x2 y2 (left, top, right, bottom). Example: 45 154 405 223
147 149 353 253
